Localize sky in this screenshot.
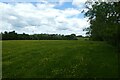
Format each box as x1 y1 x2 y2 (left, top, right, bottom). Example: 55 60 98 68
0 0 90 36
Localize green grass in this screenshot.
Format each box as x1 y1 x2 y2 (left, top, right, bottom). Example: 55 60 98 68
2 40 118 78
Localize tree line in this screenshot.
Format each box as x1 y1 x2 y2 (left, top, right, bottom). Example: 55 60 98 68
1 31 78 40
84 1 120 47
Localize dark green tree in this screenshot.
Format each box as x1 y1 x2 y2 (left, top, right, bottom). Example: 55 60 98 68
2 31 78 40
84 2 120 46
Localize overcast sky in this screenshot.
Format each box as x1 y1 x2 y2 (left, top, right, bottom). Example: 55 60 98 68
0 0 90 36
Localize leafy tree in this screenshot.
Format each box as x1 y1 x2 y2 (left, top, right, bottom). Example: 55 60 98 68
84 2 120 46
1 31 78 40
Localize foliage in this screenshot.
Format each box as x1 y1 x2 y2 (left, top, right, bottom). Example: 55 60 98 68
1 31 78 40
84 2 120 46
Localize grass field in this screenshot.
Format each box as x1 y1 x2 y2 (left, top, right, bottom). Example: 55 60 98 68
2 40 118 78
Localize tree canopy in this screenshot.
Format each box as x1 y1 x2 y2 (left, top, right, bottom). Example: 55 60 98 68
84 1 120 47
1 31 78 40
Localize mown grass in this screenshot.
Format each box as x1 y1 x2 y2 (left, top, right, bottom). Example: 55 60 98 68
2 40 118 78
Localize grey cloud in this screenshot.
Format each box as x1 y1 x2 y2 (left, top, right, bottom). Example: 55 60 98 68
0 2 89 35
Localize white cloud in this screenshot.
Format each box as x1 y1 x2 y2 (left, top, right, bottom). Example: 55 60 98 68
72 0 87 8
0 2 89 35
63 8 81 16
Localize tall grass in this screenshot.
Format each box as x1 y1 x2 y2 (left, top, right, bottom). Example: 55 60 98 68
2 40 118 78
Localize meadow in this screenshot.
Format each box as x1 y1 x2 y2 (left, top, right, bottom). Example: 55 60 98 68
2 40 118 78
